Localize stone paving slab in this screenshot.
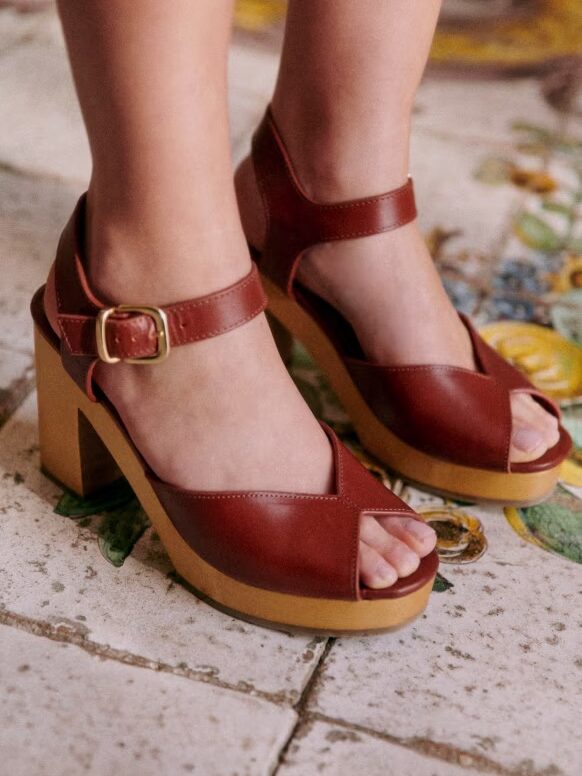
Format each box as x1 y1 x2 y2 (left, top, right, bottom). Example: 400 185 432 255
415 77 561 145
0 347 33 425
411 130 522 258
0 6 57 59
308 502 582 776
278 719 472 776
0 394 327 702
0 623 296 776
0 168 78 355
0 8 90 182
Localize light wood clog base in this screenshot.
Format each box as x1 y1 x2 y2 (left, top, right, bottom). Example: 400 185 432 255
34 326 434 634
262 275 561 506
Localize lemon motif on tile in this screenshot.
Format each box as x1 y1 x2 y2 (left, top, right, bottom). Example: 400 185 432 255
480 321 582 400
419 507 487 564
548 255 582 294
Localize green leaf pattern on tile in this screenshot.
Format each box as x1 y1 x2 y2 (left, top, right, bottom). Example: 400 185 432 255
518 502 582 564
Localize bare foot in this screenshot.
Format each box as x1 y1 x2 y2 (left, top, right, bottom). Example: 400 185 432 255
236 158 560 466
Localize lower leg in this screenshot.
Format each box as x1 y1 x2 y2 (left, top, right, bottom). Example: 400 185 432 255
59 0 248 303
56 0 332 493
238 0 558 463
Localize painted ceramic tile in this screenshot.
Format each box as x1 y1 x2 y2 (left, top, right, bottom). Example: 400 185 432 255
307 503 582 776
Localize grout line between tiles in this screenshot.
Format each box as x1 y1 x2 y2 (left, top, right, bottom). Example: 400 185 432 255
288 711 558 776
0 607 299 707
270 637 334 776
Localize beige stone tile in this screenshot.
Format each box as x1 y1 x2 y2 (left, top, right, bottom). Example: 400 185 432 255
279 719 471 776
0 8 90 182
308 503 582 776
0 623 296 776
415 77 561 145
0 347 33 424
0 169 78 353
0 395 327 701
411 130 522 255
0 5 57 58
228 41 279 104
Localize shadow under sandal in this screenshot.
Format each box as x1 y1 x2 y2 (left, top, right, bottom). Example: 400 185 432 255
31 196 438 634
242 107 572 506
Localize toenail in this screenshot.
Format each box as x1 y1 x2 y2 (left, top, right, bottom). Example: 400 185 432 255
406 519 434 541
513 426 544 452
399 548 420 570
376 562 396 584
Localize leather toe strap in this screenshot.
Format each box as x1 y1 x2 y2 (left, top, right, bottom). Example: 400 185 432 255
346 359 514 471
346 314 563 472
149 425 437 600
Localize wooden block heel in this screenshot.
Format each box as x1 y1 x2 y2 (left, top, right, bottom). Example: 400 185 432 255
30 194 438 635
35 327 121 497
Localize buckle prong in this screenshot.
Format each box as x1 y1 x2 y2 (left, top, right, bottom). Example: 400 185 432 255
96 305 170 364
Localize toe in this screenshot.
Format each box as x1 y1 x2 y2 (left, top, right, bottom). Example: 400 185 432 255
358 539 398 589
512 425 546 456
360 514 421 579
377 515 437 557
510 394 561 463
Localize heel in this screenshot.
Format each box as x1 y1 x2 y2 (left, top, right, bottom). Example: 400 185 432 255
266 310 294 365
34 326 122 497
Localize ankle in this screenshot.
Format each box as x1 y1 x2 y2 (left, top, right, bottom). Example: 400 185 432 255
269 98 411 202
85 187 251 306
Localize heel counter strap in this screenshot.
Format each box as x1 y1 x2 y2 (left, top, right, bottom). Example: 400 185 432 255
251 108 417 296
53 196 267 400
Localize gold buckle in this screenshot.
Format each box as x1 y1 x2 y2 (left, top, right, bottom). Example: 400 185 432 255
96 305 170 365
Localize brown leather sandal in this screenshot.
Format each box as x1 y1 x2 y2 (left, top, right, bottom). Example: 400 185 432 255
238 108 572 506
30 196 438 633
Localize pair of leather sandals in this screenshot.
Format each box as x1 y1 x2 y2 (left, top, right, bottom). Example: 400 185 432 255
31 108 570 634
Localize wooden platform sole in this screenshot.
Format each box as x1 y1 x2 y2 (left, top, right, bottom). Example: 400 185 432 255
263 275 561 506
34 325 434 634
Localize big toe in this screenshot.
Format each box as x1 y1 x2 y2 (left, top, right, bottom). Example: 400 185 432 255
376 514 437 558
510 394 560 464
358 514 436 589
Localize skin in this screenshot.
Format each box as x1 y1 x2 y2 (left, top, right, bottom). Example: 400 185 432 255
55 0 436 591
237 0 560 467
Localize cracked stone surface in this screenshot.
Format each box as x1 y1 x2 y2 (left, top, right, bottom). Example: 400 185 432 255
308 501 582 776
0 394 327 702
278 719 472 776
0 623 296 776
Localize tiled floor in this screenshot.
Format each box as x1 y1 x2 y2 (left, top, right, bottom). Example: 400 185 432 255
0 6 581 776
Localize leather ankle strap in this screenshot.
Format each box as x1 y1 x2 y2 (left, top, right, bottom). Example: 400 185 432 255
251 107 417 296
51 196 267 400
